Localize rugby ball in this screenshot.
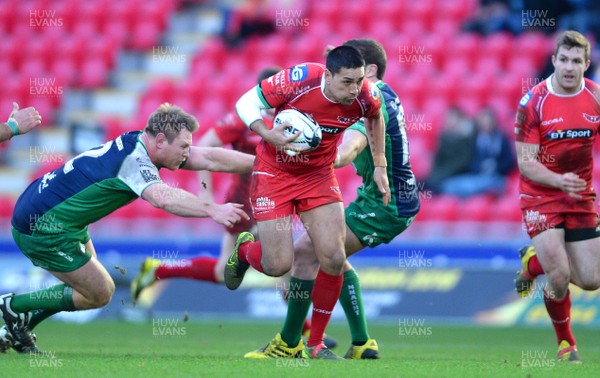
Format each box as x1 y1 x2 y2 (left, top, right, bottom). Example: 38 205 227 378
274 109 322 156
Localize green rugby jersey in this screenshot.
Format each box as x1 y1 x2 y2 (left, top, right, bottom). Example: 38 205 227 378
12 131 163 235
348 80 420 217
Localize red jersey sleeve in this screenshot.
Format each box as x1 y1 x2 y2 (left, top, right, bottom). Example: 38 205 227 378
258 63 324 109
514 90 542 145
213 111 247 145
360 79 383 118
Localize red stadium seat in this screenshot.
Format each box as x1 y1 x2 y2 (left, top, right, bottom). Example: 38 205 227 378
50 58 79 86
129 21 161 50
89 36 118 69
104 20 128 47
461 73 490 105
420 34 447 70
374 1 405 30
459 195 494 221
110 0 137 30
429 72 460 104
78 58 108 89
0 195 15 218
311 0 341 32
516 32 552 69
435 0 477 24
480 32 513 69
405 0 435 29
447 33 481 70
491 195 522 222
495 72 523 106
474 56 503 82
428 195 459 221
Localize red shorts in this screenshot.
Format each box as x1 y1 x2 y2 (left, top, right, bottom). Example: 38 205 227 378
224 174 256 234
250 158 342 221
520 194 599 240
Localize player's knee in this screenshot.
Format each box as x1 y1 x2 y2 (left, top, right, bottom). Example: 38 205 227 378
319 250 346 274
292 258 318 279
90 281 115 308
262 260 291 277
546 269 570 291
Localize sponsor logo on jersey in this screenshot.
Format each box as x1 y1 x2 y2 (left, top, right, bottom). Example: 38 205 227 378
545 129 593 140
116 136 124 150
336 115 359 124
141 169 159 183
519 92 532 107
540 117 564 126
289 64 308 82
320 126 343 134
583 113 600 123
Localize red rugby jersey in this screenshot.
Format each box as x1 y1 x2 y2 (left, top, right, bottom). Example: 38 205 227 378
515 77 600 197
256 62 382 173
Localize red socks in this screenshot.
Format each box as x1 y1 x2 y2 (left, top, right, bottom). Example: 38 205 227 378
155 257 218 283
544 289 576 346
238 240 264 273
307 269 343 347
527 254 544 277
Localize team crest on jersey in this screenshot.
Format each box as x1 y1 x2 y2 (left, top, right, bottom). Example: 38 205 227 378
519 92 532 107
289 64 308 82
583 113 600 123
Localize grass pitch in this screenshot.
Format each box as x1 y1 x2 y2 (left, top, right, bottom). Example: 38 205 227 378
2 319 599 377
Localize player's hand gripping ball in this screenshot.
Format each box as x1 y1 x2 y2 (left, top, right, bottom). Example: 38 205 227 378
274 109 322 156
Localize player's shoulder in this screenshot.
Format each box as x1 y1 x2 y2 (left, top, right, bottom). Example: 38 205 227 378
287 62 324 83
376 80 399 102
583 77 600 98
358 78 383 108
518 79 549 109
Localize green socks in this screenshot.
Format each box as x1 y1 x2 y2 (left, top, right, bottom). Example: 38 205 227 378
339 268 370 345
10 283 76 314
280 277 314 347
28 309 61 330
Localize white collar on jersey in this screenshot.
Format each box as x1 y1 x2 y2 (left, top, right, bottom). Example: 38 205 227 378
546 74 585 97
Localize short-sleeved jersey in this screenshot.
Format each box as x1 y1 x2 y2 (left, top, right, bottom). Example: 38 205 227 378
256 63 382 173
12 131 162 235
515 77 600 198
350 80 420 218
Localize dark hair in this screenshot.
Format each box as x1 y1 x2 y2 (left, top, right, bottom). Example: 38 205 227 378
325 45 365 76
145 103 199 143
554 30 591 62
343 39 387 80
257 66 283 83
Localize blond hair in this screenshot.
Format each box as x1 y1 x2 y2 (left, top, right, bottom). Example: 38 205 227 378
145 103 199 143
554 30 591 62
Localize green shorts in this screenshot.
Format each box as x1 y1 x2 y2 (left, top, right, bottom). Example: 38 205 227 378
345 195 415 248
12 227 93 272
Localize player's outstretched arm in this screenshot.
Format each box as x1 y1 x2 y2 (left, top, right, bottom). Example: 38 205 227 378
0 102 42 143
516 141 586 199
364 111 391 206
333 129 367 168
182 146 254 173
195 129 223 203
141 182 249 227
